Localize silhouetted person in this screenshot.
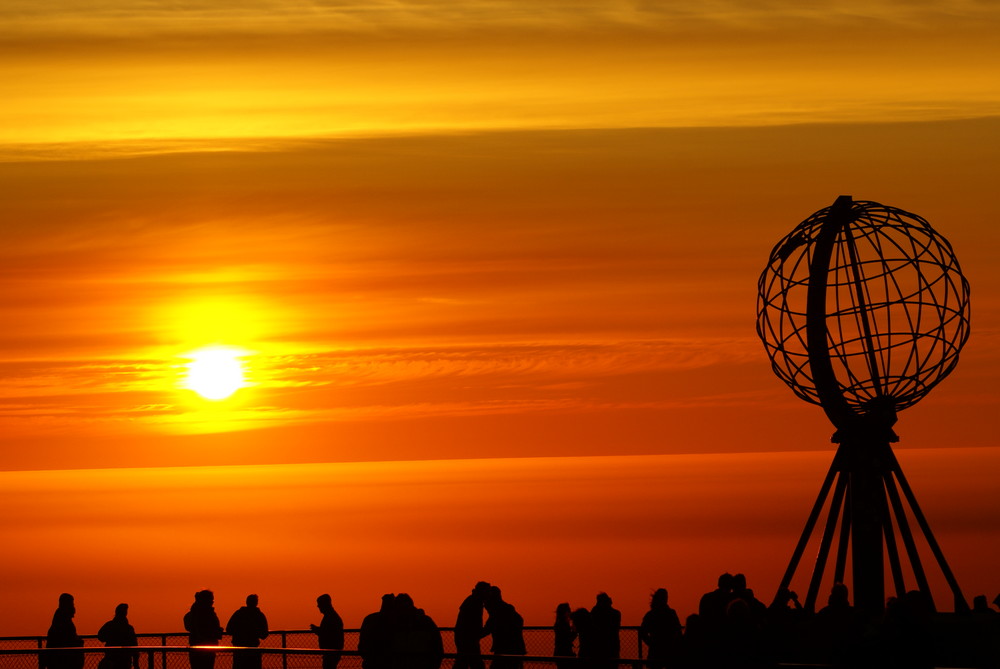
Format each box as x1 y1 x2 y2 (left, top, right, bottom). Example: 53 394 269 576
553 603 576 669
98 603 139 669
46 593 84 669
698 573 735 632
310 594 344 669
678 614 709 669
765 588 804 663
968 594 1000 667
482 586 525 669
812 583 863 667
720 575 769 668
226 594 269 669
732 574 768 625
640 589 681 669
719 596 767 668
454 581 491 669
359 594 395 669
973 594 996 615
388 593 443 669
570 608 594 669
184 590 223 669
589 593 621 669
879 590 934 669
698 573 735 667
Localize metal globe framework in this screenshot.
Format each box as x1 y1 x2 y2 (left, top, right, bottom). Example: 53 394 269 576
757 198 970 418
756 196 972 616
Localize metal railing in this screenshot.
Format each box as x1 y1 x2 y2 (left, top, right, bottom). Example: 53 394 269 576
0 646 658 669
0 629 646 662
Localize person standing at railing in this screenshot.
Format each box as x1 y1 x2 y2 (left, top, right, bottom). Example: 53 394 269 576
387 593 443 669
359 594 394 669
589 593 620 669
45 593 84 669
553 603 576 669
453 581 490 669
226 594 270 669
309 594 344 669
184 590 223 669
639 589 681 669
570 608 594 667
482 586 525 669
97 603 140 669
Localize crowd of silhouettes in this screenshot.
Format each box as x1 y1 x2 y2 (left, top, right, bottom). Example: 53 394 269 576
39 578 1000 669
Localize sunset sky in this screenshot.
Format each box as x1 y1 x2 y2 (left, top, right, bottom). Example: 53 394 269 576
2 0 1000 638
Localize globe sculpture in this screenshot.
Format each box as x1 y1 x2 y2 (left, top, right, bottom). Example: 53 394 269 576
757 195 971 615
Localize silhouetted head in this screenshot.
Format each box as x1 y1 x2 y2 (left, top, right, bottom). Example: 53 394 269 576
317 594 333 613
395 593 415 613
473 581 491 595
651 588 668 609
733 573 747 592
726 597 750 623
57 593 75 616
570 608 590 629
555 602 571 620
718 573 734 591
903 589 931 615
485 586 503 606
684 614 701 635
115 603 129 618
595 592 612 608
246 594 259 608
379 594 394 613
828 583 850 608
195 590 214 606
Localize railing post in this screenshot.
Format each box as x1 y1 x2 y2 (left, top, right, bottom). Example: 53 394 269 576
37 637 44 669
161 635 167 669
280 632 287 669
147 649 155 669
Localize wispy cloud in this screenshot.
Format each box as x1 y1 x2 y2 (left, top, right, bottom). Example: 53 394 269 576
4 1 998 36
3 1 999 146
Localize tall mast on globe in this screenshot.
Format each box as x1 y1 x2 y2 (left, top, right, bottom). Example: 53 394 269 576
757 196 971 615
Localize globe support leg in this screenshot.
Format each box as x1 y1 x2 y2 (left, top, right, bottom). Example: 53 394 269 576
878 476 906 600
889 452 970 612
883 471 934 607
774 463 838 603
833 487 851 585
804 471 848 613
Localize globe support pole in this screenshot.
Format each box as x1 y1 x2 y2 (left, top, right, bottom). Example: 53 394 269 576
842 436 888 616
805 195 886 616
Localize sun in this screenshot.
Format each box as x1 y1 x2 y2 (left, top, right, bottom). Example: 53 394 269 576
183 346 248 400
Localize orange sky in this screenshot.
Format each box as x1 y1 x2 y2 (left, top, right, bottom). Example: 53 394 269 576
1 0 999 637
